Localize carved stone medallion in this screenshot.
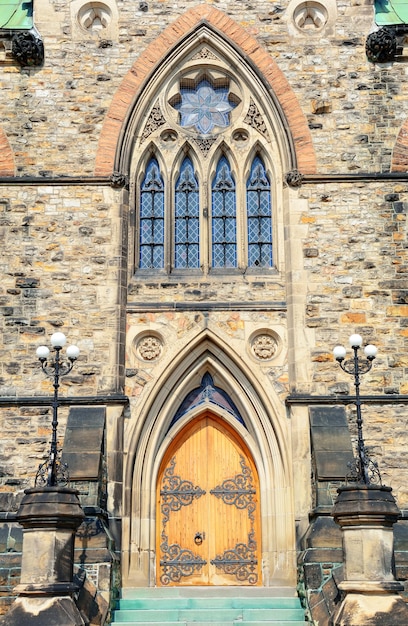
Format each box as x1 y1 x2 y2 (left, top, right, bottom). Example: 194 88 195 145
136 335 163 361
250 333 278 361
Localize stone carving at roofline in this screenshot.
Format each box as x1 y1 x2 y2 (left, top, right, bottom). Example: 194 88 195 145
12 32 44 67
366 27 397 63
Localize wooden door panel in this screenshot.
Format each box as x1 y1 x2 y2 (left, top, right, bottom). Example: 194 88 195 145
157 415 261 586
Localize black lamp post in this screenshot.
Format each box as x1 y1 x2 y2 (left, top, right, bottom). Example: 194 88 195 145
333 333 381 485
35 332 80 487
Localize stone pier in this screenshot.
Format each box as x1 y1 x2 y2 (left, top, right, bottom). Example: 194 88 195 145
332 484 408 625
0 486 86 626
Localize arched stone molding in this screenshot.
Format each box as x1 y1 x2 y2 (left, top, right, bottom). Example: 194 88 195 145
122 329 296 588
391 119 408 172
0 128 15 176
94 4 316 177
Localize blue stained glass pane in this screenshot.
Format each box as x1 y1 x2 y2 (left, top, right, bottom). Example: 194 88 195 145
173 80 236 134
170 373 245 429
140 158 164 269
211 156 237 268
246 156 272 268
175 158 199 269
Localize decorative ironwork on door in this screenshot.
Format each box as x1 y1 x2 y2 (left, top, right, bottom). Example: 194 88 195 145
210 456 258 584
211 530 258 584
157 417 261 586
159 456 207 585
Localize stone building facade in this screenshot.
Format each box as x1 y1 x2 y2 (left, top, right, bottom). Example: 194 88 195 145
1 0 408 624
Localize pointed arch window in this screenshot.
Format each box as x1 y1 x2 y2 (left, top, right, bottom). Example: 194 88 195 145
175 158 200 269
139 158 165 270
135 59 276 276
247 155 273 268
212 156 237 268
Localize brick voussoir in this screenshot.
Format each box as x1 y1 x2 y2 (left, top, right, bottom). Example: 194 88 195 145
95 4 316 175
0 129 15 177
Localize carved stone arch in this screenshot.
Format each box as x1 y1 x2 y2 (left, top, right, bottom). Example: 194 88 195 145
243 141 275 182
391 118 408 172
0 128 15 176
171 142 202 186
208 141 238 183
134 142 167 184
95 4 316 177
123 329 295 588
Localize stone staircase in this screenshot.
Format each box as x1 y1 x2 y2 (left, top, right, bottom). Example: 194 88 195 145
110 587 307 625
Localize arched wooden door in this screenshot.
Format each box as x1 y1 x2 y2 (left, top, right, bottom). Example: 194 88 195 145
156 414 261 586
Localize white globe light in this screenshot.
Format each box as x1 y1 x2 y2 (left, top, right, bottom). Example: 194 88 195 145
349 334 362 348
333 345 347 360
364 344 378 359
66 345 80 360
36 345 50 360
50 332 67 348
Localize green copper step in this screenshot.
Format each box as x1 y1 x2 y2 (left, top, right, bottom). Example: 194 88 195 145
111 587 307 625
117 596 302 610
112 607 305 622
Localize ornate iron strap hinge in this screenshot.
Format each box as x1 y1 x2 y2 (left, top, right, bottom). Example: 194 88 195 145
160 456 206 523
210 456 256 520
211 531 258 584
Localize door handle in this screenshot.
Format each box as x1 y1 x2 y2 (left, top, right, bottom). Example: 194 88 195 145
194 532 205 545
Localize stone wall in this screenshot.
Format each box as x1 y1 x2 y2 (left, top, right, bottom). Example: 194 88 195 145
1 0 408 623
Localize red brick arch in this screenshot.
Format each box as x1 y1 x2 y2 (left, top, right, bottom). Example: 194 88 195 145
95 4 316 176
391 119 408 172
0 128 15 176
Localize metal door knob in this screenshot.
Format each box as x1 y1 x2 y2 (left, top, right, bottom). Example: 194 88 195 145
194 532 205 545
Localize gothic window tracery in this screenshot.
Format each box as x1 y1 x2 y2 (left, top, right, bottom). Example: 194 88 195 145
134 40 278 276
140 158 165 270
212 156 237 268
175 158 200 269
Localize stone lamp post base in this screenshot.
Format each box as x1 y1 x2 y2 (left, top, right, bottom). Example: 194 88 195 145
334 592 408 625
332 484 408 626
0 486 86 626
0 596 86 625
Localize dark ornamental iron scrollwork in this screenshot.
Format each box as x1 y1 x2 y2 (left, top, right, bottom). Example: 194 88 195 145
12 32 44 67
159 531 207 585
346 453 382 486
366 28 397 64
160 456 206 523
285 169 304 188
35 448 69 487
211 531 258 584
210 456 256 521
110 172 129 189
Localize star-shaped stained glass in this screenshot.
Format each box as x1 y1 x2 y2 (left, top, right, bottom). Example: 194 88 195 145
174 79 236 134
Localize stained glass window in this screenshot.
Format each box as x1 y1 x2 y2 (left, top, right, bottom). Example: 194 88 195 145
212 156 237 268
140 158 165 269
173 79 236 134
247 156 273 268
175 158 200 269
170 373 245 429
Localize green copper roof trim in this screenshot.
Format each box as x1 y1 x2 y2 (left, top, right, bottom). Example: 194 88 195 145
0 1 33 30
375 0 408 25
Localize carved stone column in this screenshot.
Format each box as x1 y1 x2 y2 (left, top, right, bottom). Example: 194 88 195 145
332 484 408 625
0 486 86 626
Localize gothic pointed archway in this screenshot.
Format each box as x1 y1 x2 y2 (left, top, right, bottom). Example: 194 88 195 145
94 4 316 177
122 330 296 589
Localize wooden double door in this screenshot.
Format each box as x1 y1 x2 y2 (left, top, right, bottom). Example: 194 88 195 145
156 415 261 586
